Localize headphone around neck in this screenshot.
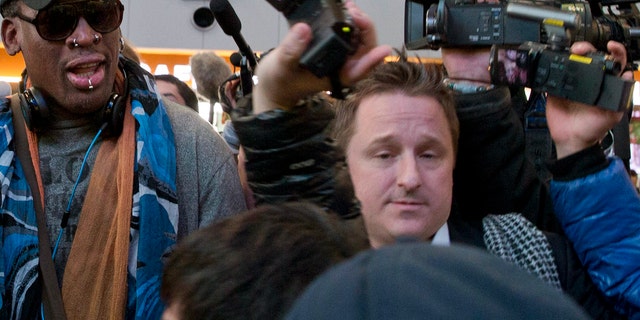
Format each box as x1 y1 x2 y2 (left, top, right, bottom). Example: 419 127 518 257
18 67 128 138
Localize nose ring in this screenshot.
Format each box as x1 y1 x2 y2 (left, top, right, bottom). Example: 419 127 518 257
93 34 101 44
73 38 79 47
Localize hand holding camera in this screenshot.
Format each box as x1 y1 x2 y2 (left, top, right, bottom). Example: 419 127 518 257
266 0 358 78
411 0 636 113
253 0 391 113
546 40 632 158
488 41 634 112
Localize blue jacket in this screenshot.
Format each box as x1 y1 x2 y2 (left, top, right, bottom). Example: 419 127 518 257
551 157 640 319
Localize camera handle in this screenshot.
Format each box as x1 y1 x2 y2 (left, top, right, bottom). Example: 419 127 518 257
239 55 253 96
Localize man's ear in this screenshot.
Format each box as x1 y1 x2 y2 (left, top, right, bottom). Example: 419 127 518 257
2 18 21 56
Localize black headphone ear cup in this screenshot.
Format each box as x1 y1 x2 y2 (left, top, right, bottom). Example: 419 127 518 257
19 87 49 132
101 92 126 137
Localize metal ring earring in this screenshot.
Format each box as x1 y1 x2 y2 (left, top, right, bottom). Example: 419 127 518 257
119 37 125 53
93 34 101 44
73 38 79 47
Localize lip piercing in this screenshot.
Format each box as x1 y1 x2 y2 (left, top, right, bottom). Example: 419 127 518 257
88 78 93 90
93 34 101 44
73 38 79 47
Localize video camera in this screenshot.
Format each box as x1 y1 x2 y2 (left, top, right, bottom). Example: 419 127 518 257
405 0 637 111
404 0 640 61
489 41 633 111
266 0 358 78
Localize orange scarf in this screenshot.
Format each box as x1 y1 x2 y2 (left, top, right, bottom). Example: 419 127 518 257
23 72 135 320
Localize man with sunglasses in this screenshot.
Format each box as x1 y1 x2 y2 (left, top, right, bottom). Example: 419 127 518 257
0 0 248 319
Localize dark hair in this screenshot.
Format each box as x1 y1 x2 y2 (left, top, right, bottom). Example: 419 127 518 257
0 0 19 17
332 49 459 156
161 202 369 320
154 74 199 112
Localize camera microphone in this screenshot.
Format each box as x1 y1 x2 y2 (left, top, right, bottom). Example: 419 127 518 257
190 51 232 103
506 3 581 28
230 51 243 68
210 0 258 69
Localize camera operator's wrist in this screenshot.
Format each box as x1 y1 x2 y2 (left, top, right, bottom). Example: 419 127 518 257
548 144 608 181
554 140 600 160
444 78 495 94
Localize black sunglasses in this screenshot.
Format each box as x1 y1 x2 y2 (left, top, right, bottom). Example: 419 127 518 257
16 1 124 41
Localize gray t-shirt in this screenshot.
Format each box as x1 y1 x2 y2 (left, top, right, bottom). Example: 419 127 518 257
40 99 247 282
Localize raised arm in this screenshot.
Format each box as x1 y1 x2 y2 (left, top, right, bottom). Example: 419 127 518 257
441 47 559 232
547 41 640 318
232 1 390 215
252 0 391 114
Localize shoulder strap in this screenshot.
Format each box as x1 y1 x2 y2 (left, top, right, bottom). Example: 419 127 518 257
10 96 67 320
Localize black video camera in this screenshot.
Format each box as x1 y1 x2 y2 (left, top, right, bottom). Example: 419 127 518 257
405 0 541 49
266 0 358 77
489 42 634 111
406 0 636 112
404 0 640 61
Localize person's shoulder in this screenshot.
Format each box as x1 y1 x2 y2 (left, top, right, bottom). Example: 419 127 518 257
0 95 15 117
162 98 232 157
162 98 215 134
0 96 10 109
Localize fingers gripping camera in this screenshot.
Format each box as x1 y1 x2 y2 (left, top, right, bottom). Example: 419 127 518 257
489 43 634 112
266 0 358 78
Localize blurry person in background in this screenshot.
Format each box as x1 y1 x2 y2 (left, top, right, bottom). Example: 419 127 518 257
155 74 200 112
